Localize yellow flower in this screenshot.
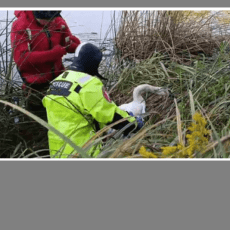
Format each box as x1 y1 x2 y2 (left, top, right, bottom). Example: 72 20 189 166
161 112 210 158
139 146 158 158
186 112 210 154
161 146 177 155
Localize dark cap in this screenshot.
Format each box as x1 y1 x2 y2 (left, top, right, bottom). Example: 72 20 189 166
68 43 107 81
33 11 61 20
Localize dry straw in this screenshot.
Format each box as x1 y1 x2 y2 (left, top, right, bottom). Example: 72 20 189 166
115 11 229 64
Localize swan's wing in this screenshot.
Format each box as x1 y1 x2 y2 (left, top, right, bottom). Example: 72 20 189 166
119 103 129 111
119 102 143 116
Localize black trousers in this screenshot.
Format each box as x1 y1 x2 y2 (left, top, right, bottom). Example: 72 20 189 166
23 83 49 121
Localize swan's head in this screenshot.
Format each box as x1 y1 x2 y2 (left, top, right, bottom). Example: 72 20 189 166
150 87 169 96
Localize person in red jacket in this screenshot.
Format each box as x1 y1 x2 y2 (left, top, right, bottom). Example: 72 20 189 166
11 10 81 118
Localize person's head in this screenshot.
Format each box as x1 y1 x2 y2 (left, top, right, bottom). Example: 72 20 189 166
69 43 107 80
33 11 61 25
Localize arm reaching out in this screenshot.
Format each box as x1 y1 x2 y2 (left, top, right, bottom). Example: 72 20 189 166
79 78 143 136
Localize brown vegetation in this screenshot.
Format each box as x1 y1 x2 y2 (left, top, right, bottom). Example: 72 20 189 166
115 11 230 64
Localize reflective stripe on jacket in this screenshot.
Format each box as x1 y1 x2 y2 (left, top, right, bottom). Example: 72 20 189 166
42 70 136 158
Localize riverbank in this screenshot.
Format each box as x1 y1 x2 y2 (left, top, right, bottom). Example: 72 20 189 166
1 10 230 158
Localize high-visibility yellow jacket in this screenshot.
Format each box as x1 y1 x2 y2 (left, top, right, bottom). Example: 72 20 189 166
42 70 136 158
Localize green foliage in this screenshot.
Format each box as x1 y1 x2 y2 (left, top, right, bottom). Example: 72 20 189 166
104 42 230 158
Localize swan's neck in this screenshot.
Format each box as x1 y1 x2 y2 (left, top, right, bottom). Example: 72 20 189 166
133 84 164 103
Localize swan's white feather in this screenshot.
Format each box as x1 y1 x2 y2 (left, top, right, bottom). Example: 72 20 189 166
107 84 169 134
119 84 168 116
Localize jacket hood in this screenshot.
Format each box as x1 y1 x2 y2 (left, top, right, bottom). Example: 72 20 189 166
14 11 35 22
68 43 107 80
13 11 65 31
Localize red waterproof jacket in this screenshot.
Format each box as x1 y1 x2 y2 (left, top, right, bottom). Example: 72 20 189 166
11 11 81 87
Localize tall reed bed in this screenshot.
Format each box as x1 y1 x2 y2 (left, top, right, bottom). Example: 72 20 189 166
115 11 230 64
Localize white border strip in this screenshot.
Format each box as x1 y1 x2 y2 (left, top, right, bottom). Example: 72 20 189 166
1 7 230 10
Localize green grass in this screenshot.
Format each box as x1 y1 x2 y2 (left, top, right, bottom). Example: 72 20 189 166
1 15 230 159
99 44 230 158
2 46 230 158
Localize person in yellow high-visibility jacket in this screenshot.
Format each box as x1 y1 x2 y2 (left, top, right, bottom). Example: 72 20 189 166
42 43 144 158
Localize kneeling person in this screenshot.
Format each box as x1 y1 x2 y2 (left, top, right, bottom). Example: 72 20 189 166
42 43 143 158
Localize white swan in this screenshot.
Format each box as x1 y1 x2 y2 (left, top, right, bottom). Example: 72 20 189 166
106 84 169 136
119 84 169 116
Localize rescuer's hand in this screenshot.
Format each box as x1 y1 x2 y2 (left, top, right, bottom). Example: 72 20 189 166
53 45 67 57
136 116 144 130
127 111 144 130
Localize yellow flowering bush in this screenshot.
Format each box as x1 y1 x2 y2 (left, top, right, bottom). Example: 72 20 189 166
139 146 158 158
186 112 210 156
161 144 187 158
161 112 211 158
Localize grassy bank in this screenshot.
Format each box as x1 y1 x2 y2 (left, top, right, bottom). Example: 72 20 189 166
99 46 230 158
3 45 229 158
1 10 230 158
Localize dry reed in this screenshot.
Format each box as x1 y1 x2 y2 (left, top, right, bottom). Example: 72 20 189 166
115 11 229 64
